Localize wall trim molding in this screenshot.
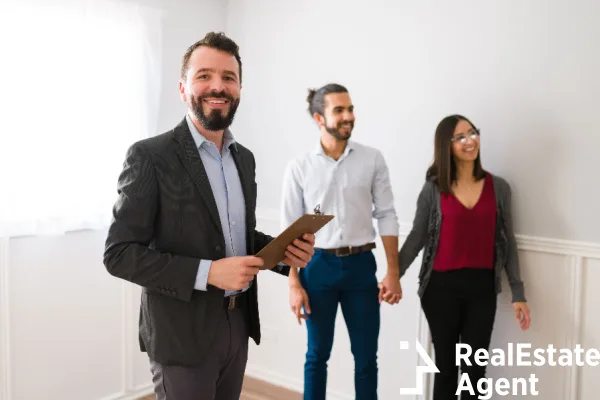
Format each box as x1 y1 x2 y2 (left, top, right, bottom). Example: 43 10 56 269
565 255 584 400
0 238 11 400
121 281 136 394
516 236 600 259
256 208 600 258
415 308 434 400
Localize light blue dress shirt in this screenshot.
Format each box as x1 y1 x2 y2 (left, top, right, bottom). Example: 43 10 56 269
281 140 399 248
186 115 249 297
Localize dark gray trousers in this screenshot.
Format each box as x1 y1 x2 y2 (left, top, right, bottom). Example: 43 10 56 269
149 306 249 400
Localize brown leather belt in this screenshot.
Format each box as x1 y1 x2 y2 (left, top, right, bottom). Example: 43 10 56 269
224 291 246 311
317 242 376 257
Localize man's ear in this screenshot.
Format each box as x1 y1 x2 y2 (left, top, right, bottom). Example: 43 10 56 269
313 112 324 127
179 80 187 102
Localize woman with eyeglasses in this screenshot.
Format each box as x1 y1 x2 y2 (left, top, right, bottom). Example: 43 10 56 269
397 114 531 399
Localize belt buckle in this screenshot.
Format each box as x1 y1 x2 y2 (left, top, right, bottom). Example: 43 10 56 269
228 295 236 310
337 245 353 257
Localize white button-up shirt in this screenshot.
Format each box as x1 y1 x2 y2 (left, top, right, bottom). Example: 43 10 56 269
280 140 399 249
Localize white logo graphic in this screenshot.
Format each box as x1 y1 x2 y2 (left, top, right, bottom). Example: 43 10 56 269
398 342 599 398
399 340 439 395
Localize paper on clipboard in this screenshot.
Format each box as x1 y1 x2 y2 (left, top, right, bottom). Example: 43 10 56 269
256 206 334 270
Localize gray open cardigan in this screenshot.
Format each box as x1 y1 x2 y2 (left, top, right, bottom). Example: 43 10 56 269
398 173 526 303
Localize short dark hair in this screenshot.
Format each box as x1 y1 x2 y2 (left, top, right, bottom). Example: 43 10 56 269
180 32 242 83
426 114 486 193
306 83 348 117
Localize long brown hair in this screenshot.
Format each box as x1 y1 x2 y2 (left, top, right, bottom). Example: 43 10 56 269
426 114 486 194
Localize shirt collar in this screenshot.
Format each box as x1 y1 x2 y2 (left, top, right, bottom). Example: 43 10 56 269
313 139 354 156
185 114 238 152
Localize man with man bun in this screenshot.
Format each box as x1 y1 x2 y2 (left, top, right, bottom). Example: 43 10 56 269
280 83 402 399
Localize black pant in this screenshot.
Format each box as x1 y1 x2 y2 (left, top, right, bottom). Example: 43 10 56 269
421 268 497 400
149 301 249 400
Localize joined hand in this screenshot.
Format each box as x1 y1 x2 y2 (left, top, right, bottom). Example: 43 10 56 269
378 272 402 304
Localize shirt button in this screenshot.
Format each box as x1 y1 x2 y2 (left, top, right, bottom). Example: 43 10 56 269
215 245 222 252
231 221 236 226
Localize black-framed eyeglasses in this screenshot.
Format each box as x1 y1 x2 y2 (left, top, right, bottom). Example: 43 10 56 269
450 129 480 144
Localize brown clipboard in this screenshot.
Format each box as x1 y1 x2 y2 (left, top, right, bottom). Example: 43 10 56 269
256 211 334 270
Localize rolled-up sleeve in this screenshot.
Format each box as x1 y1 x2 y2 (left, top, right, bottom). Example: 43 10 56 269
371 150 399 236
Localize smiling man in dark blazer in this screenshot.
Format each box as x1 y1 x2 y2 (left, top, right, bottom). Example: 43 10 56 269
103 32 315 400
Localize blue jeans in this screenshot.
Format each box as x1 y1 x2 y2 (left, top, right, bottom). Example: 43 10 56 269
299 249 380 400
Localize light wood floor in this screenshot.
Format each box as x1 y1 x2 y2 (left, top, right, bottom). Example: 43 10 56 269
139 375 302 400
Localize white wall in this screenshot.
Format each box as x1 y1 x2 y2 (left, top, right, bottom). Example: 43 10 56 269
223 0 600 399
226 0 600 244
0 1 227 399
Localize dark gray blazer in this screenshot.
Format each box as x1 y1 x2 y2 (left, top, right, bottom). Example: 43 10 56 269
103 117 289 366
399 173 526 303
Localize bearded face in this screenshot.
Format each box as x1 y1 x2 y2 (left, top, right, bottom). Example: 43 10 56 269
190 89 240 131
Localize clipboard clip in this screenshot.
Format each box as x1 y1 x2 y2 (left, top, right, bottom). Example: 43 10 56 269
313 204 322 215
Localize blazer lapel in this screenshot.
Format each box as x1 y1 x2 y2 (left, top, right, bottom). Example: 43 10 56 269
230 144 257 256
172 118 223 236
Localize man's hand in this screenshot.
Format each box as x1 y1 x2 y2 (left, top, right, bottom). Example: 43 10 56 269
378 272 402 304
207 256 263 291
282 233 316 268
289 284 311 324
513 302 531 330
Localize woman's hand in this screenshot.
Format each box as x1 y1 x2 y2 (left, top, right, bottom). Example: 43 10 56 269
513 302 531 330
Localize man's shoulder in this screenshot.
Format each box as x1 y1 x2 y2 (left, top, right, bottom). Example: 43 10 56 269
285 149 314 169
233 141 253 157
349 141 384 159
350 140 376 152
126 129 175 156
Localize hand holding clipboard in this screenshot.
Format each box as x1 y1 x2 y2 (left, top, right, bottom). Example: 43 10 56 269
256 205 334 270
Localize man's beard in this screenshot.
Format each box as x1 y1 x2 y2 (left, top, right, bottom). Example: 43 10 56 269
325 119 354 141
190 91 240 131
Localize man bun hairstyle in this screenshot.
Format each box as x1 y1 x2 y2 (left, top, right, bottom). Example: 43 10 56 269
306 83 348 117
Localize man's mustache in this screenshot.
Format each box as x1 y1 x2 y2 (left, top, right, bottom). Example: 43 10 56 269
199 91 234 101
